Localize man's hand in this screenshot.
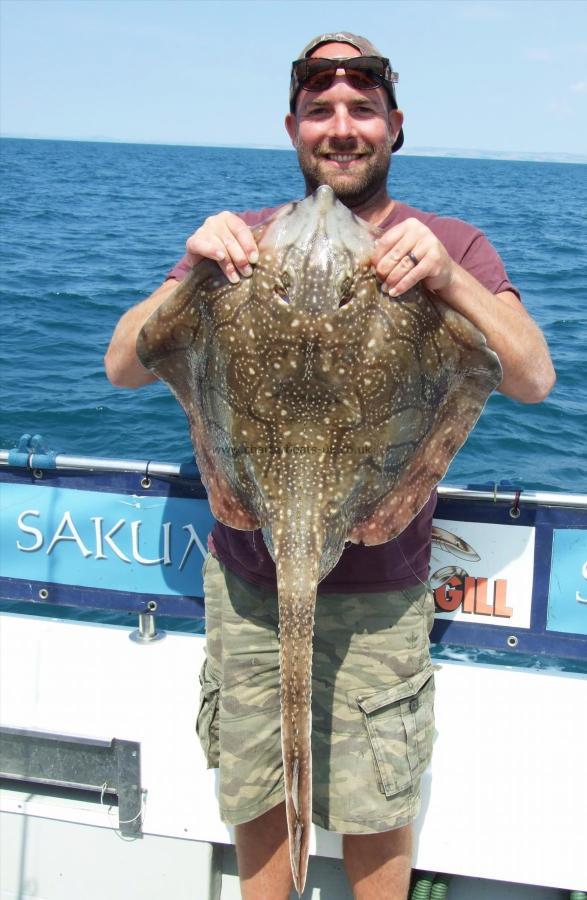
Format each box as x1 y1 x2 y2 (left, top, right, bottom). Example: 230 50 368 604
372 217 455 296
186 212 259 284
372 218 555 403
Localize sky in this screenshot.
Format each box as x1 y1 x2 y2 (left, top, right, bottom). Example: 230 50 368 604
1 0 586 159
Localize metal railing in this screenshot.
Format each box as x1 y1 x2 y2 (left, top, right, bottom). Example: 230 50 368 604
2 448 585 509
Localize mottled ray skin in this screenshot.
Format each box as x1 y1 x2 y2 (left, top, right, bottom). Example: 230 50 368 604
137 185 502 894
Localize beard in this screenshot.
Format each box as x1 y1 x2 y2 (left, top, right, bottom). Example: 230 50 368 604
295 136 393 208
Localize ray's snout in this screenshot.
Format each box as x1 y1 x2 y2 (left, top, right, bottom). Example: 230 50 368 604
257 187 377 313
312 183 337 211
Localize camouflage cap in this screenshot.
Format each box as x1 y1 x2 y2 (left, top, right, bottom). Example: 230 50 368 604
290 31 404 152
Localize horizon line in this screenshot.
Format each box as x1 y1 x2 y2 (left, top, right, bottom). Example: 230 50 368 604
1 134 585 165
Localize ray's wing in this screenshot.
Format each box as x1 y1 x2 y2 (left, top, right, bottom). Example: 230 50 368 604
349 286 502 545
136 261 216 380
136 262 261 530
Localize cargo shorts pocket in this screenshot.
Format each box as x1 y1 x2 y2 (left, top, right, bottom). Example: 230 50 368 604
196 659 221 768
357 667 435 797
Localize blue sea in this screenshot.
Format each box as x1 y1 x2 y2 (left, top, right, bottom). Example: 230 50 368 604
1 138 585 492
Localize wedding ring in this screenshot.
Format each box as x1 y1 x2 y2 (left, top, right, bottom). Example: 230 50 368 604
407 250 419 266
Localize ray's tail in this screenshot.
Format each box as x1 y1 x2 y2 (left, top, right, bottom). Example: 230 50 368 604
275 554 319 897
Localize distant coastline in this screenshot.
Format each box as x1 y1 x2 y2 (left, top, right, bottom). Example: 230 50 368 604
402 146 587 166
1 134 585 166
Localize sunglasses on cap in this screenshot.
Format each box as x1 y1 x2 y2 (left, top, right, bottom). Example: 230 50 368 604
291 56 398 99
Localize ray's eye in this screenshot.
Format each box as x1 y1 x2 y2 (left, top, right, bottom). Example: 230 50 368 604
339 276 353 307
275 271 292 302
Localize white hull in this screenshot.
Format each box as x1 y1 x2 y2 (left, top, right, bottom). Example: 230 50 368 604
1 611 584 898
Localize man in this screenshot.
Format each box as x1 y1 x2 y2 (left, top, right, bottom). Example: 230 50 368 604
105 32 554 900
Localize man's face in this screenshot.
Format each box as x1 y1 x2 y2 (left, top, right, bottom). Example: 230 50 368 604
285 43 403 207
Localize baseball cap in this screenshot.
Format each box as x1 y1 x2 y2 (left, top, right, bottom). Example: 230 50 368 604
289 32 404 152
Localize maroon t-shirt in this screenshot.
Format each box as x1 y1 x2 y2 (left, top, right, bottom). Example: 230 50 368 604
167 201 518 592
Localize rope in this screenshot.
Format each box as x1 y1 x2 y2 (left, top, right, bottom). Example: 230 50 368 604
510 488 522 518
99 781 145 833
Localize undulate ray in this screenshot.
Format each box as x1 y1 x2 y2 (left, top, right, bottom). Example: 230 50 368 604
136 185 502 894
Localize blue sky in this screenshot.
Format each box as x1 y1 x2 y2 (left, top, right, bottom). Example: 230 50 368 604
1 0 586 158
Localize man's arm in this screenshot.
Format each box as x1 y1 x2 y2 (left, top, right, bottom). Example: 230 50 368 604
372 218 556 404
104 212 260 389
104 278 180 388
434 270 554 403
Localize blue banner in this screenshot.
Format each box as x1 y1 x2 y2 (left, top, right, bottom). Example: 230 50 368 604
0 482 215 598
547 529 587 635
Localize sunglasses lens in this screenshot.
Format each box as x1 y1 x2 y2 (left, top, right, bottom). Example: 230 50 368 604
346 69 381 90
299 61 383 93
303 67 338 91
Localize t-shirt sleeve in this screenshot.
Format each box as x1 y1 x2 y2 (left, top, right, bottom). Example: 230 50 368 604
166 255 193 282
458 229 520 300
165 206 280 283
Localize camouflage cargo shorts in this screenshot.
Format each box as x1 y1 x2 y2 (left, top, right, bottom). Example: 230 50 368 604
196 553 436 834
